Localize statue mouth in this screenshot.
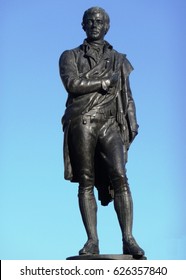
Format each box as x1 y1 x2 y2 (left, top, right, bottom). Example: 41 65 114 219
91 28 99 32
90 30 99 35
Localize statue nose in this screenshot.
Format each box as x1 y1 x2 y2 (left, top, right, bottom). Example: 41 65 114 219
92 20 98 27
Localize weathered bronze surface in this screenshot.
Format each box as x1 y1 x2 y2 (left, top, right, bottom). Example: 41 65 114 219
59 7 145 258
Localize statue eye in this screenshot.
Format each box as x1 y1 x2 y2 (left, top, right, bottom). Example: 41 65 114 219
87 19 93 25
96 20 103 25
86 19 104 26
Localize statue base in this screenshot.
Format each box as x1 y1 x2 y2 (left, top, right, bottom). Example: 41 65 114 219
66 254 147 260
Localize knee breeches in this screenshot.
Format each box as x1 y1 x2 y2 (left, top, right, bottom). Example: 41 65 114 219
68 115 129 195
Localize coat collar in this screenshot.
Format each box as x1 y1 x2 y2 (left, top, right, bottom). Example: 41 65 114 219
80 39 113 62
81 39 112 52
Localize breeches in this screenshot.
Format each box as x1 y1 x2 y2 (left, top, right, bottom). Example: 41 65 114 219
68 115 129 196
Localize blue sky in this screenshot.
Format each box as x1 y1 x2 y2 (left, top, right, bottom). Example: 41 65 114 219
1 0 186 260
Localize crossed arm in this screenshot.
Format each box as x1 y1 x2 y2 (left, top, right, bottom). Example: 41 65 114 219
59 50 117 95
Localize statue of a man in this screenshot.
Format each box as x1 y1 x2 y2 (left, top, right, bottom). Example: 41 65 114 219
59 6 145 258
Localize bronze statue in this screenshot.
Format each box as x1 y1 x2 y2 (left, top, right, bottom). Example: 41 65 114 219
59 7 145 258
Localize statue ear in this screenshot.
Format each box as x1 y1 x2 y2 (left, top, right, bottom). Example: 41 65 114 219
105 23 110 34
81 22 86 31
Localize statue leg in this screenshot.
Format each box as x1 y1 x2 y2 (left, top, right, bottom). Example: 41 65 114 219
68 118 99 255
99 119 144 257
114 182 145 258
78 184 99 255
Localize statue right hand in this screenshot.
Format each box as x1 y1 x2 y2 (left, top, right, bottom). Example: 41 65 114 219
101 72 119 92
109 72 119 87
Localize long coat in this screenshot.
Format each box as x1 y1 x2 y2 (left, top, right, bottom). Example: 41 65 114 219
59 40 139 205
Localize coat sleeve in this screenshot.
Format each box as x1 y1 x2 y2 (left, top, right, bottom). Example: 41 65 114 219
117 56 139 145
125 77 139 133
59 50 103 95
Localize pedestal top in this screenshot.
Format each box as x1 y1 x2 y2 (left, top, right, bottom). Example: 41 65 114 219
66 254 147 260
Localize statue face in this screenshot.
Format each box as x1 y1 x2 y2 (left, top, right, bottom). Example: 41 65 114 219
83 12 107 41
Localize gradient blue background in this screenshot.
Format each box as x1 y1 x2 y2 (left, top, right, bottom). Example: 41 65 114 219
1 0 186 260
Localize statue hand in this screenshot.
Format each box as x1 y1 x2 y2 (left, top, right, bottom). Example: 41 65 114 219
101 72 119 92
109 72 119 87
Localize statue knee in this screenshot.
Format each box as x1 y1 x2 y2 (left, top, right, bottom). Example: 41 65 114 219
78 169 94 186
111 174 130 195
78 184 94 196
78 171 94 198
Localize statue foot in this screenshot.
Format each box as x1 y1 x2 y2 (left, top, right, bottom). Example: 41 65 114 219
79 240 99 255
123 237 145 259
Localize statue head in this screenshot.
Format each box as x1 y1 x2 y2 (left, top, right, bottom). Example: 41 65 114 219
82 7 110 41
